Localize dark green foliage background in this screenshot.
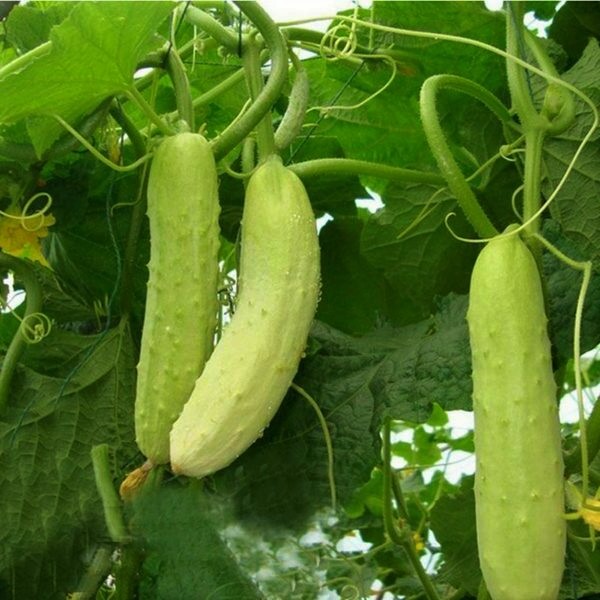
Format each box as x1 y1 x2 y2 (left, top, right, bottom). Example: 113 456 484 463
0 1 598 598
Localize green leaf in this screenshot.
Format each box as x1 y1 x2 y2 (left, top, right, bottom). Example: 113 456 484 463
549 1 600 66
429 476 480 595
0 320 137 599
0 1 173 156
542 220 600 362
427 402 449 426
303 1 506 180
45 163 149 323
543 40 600 266
317 217 395 335
5 3 74 53
135 485 265 600
361 184 477 325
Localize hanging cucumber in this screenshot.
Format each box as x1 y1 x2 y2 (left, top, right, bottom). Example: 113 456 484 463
170 155 320 478
135 132 221 465
467 227 565 600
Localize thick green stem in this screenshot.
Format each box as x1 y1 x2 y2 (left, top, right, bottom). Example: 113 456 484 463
419 75 510 238
91 444 130 544
289 158 445 186
69 545 113 600
243 36 276 160
113 543 145 600
185 5 240 52
125 86 174 137
211 1 288 160
521 127 545 240
193 67 245 109
165 46 194 131
0 253 43 415
0 41 51 80
506 3 543 128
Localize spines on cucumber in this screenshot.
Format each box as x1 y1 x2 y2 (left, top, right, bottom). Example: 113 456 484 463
467 228 565 600
170 155 320 478
135 132 221 465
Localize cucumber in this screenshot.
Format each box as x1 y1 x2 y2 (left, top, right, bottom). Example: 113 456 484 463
135 132 220 465
467 228 565 600
169 155 320 478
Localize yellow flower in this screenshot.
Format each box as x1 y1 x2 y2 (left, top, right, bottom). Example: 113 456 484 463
0 209 55 267
580 497 600 531
412 531 425 552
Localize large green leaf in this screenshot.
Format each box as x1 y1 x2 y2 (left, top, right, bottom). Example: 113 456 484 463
0 1 173 156
135 485 265 600
317 217 396 335
303 1 507 179
361 184 477 325
543 39 600 266
429 476 480 595
0 320 137 599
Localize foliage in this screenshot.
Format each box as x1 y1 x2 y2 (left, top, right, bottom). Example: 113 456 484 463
0 1 598 599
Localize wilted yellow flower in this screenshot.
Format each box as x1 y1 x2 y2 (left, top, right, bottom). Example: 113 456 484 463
0 209 55 267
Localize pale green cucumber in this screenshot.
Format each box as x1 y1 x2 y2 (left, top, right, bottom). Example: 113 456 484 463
169 155 320 478
135 132 220 465
467 229 565 600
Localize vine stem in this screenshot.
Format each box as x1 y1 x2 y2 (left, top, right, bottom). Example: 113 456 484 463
211 1 288 160
289 158 445 186
90 444 130 544
165 45 194 131
292 383 337 509
125 86 174 137
382 418 442 600
521 127 545 241
242 35 276 160
0 253 43 415
69 545 113 600
185 5 240 52
419 75 507 238
534 234 593 500
505 3 542 128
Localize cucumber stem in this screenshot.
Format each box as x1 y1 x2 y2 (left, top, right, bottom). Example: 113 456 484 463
289 157 445 186
185 5 240 52
90 444 130 544
165 45 195 131
419 75 504 238
242 35 276 161
211 1 288 160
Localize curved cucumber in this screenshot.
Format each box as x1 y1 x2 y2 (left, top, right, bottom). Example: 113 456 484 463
170 156 320 478
467 229 565 600
135 132 220 465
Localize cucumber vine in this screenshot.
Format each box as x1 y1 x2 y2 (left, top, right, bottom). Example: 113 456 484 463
1 3 599 599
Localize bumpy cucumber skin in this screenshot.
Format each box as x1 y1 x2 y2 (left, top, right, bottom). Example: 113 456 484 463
467 231 565 600
170 156 320 478
135 132 220 465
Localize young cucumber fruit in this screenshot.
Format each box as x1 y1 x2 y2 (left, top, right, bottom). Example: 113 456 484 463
467 228 565 600
170 156 320 478
135 132 220 465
